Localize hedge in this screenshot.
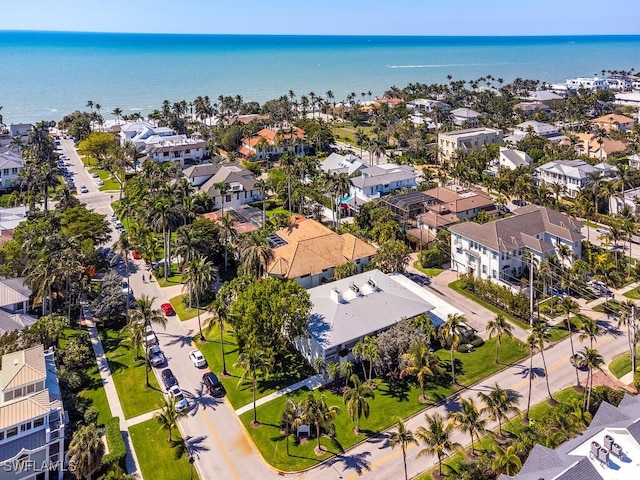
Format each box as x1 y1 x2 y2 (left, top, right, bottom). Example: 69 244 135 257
102 416 126 469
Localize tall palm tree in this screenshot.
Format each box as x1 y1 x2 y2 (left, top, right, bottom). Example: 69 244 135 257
362 336 380 382
154 395 187 442
238 231 274 278
525 334 537 421
531 322 555 403
130 295 167 388
215 180 231 216
440 313 467 385
255 178 270 228
578 316 602 348
234 342 274 425
581 347 604 412
68 423 105 480
303 392 340 454
485 313 514 364
388 418 418 480
343 374 375 433
149 195 181 282
182 255 216 341
113 232 133 320
560 297 582 388
477 382 520 437
206 297 230 375
281 397 305 456
415 412 461 477
218 214 236 272
400 341 441 402
491 445 522 476
448 398 487 454
619 300 638 375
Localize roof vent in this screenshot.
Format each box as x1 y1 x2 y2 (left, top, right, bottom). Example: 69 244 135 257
14 359 18 366
349 283 360 294
367 278 378 290
329 288 343 304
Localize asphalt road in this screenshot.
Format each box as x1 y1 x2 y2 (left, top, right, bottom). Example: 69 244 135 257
64 137 633 480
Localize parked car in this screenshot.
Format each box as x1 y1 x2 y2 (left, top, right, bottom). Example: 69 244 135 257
79 185 88 194
121 281 131 295
570 352 587 369
547 287 568 299
144 332 158 348
148 346 166 367
202 372 224 397
513 199 527 207
499 205 511 214
91 172 99 178
161 368 178 389
96 179 104 186
596 227 610 234
189 349 206 368
160 303 175 316
131 251 141 260
169 385 189 411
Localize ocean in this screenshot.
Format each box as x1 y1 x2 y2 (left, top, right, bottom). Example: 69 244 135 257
2 31 640 124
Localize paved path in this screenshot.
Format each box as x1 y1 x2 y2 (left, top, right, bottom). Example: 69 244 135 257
235 374 328 416
125 409 162 428
83 303 142 477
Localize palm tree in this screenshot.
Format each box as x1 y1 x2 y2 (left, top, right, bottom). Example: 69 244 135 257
218 214 236 272
343 374 375 433
415 412 461 477
234 343 274 425
581 347 604 412
559 297 582 388
182 255 216 341
281 397 305 456
388 418 418 480
448 398 486 455
492 445 522 476
255 178 270 228
130 295 167 388
113 232 133 320
206 297 230 375
68 423 105 480
619 300 638 375
531 322 555 403
578 316 602 348
149 195 181 282
121 317 146 360
400 341 441 402
440 313 467 385
112 107 123 124
362 336 380 382
525 334 537 421
477 382 520 437
303 392 340 454
154 395 187 442
238 231 274 278
486 313 514 364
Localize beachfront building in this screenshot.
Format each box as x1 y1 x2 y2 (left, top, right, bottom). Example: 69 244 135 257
489 147 532 172
347 164 420 206
591 114 636 132
9 124 32 139
606 74 634 91
566 76 609 91
438 128 503 162
0 150 24 189
451 107 481 126
449 205 583 290
500 393 640 480
0 345 67 480
237 126 305 160
535 159 615 199
182 162 262 210
406 98 451 113
294 270 437 365
318 152 366 176
575 133 626 160
265 216 376 289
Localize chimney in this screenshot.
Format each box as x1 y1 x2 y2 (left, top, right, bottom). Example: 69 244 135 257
329 288 343 304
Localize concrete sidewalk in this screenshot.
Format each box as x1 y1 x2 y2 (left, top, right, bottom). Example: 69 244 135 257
83 303 142 478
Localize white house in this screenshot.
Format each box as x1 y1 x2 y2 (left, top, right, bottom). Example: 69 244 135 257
606 74 633 91
9 124 32 138
438 128 503 161
0 150 24 189
609 186 640 216
535 159 614 199
349 164 420 203
449 206 584 291
489 147 532 172
406 98 451 113
451 107 482 126
318 153 366 176
629 154 640 170
566 77 609 91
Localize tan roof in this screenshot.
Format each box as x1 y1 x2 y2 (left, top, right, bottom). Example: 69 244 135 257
592 114 635 125
0 346 46 392
0 391 56 429
266 216 377 279
577 133 626 155
422 187 495 214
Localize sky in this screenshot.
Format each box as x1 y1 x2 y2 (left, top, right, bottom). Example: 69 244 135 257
1 0 639 36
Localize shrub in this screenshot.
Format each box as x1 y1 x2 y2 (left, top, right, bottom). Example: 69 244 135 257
457 335 484 353
418 249 445 269
634 370 640 391
83 406 99 426
102 417 126 470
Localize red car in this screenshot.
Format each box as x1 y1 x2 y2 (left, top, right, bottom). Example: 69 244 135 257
160 303 175 316
131 251 141 260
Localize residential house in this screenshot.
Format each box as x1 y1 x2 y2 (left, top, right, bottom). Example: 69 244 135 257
406 98 451 113
182 162 262 211
449 205 583 290
606 74 633 90
489 147 532 172
614 92 640 107
592 113 635 131
265 216 376 289
438 128 503 162
0 345 66 480
237 126 305 160
628 153 640 169
505 120 567 145
576 133 626 160
318 153 366 176
513 102 553 116
609 186 640 216
500 393 640 480
566 77 609 91
0 150 24 189
526 90 563 102
347 164 420 206
295 270 443 365
0 277 35 336
9 124 32 138
535 159 614 199
202 206 261 234
451 107 481 126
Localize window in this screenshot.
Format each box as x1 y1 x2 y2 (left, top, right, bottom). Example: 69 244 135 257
492 270 497 279
21 422 32 432
482 265 487 274
13 388 23 399
26 384 35 394
6 427 17 438
11 168 18 175
4 391 13 402
34 418 44 428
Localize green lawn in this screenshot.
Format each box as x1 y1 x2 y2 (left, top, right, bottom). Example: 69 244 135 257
412 261 444 278
609 347 639 378
448 280 531 330
266 207 292 219
169 293 205 321
129 418 199 480
623 288 640 300
154 264 184 287
548 326 570 342
197 325 314 410
99 178 121 192
80 155 98 167
593 299 623 314
100 327 164 419
239 337 527 471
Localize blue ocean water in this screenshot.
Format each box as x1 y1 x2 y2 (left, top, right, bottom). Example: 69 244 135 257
2 31 640 124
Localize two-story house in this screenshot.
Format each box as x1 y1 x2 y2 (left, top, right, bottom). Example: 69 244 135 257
535 159 615 199
318 153 367 176
566 77 609 91
591 114 636 132
0 150 24 190
0 345 66 480
449 205 583 291
451 107 482 127
0 278 36 335
438 128 503 162
348 164 420 205
489 147 532 172
238 127 305 160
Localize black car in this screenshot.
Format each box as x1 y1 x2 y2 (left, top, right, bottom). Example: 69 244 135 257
202 372 224 396
161 368 178 389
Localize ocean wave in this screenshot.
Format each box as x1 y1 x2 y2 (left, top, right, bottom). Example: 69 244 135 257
388 63 508 69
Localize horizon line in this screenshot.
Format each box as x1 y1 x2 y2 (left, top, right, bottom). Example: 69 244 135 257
2 29 640 38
